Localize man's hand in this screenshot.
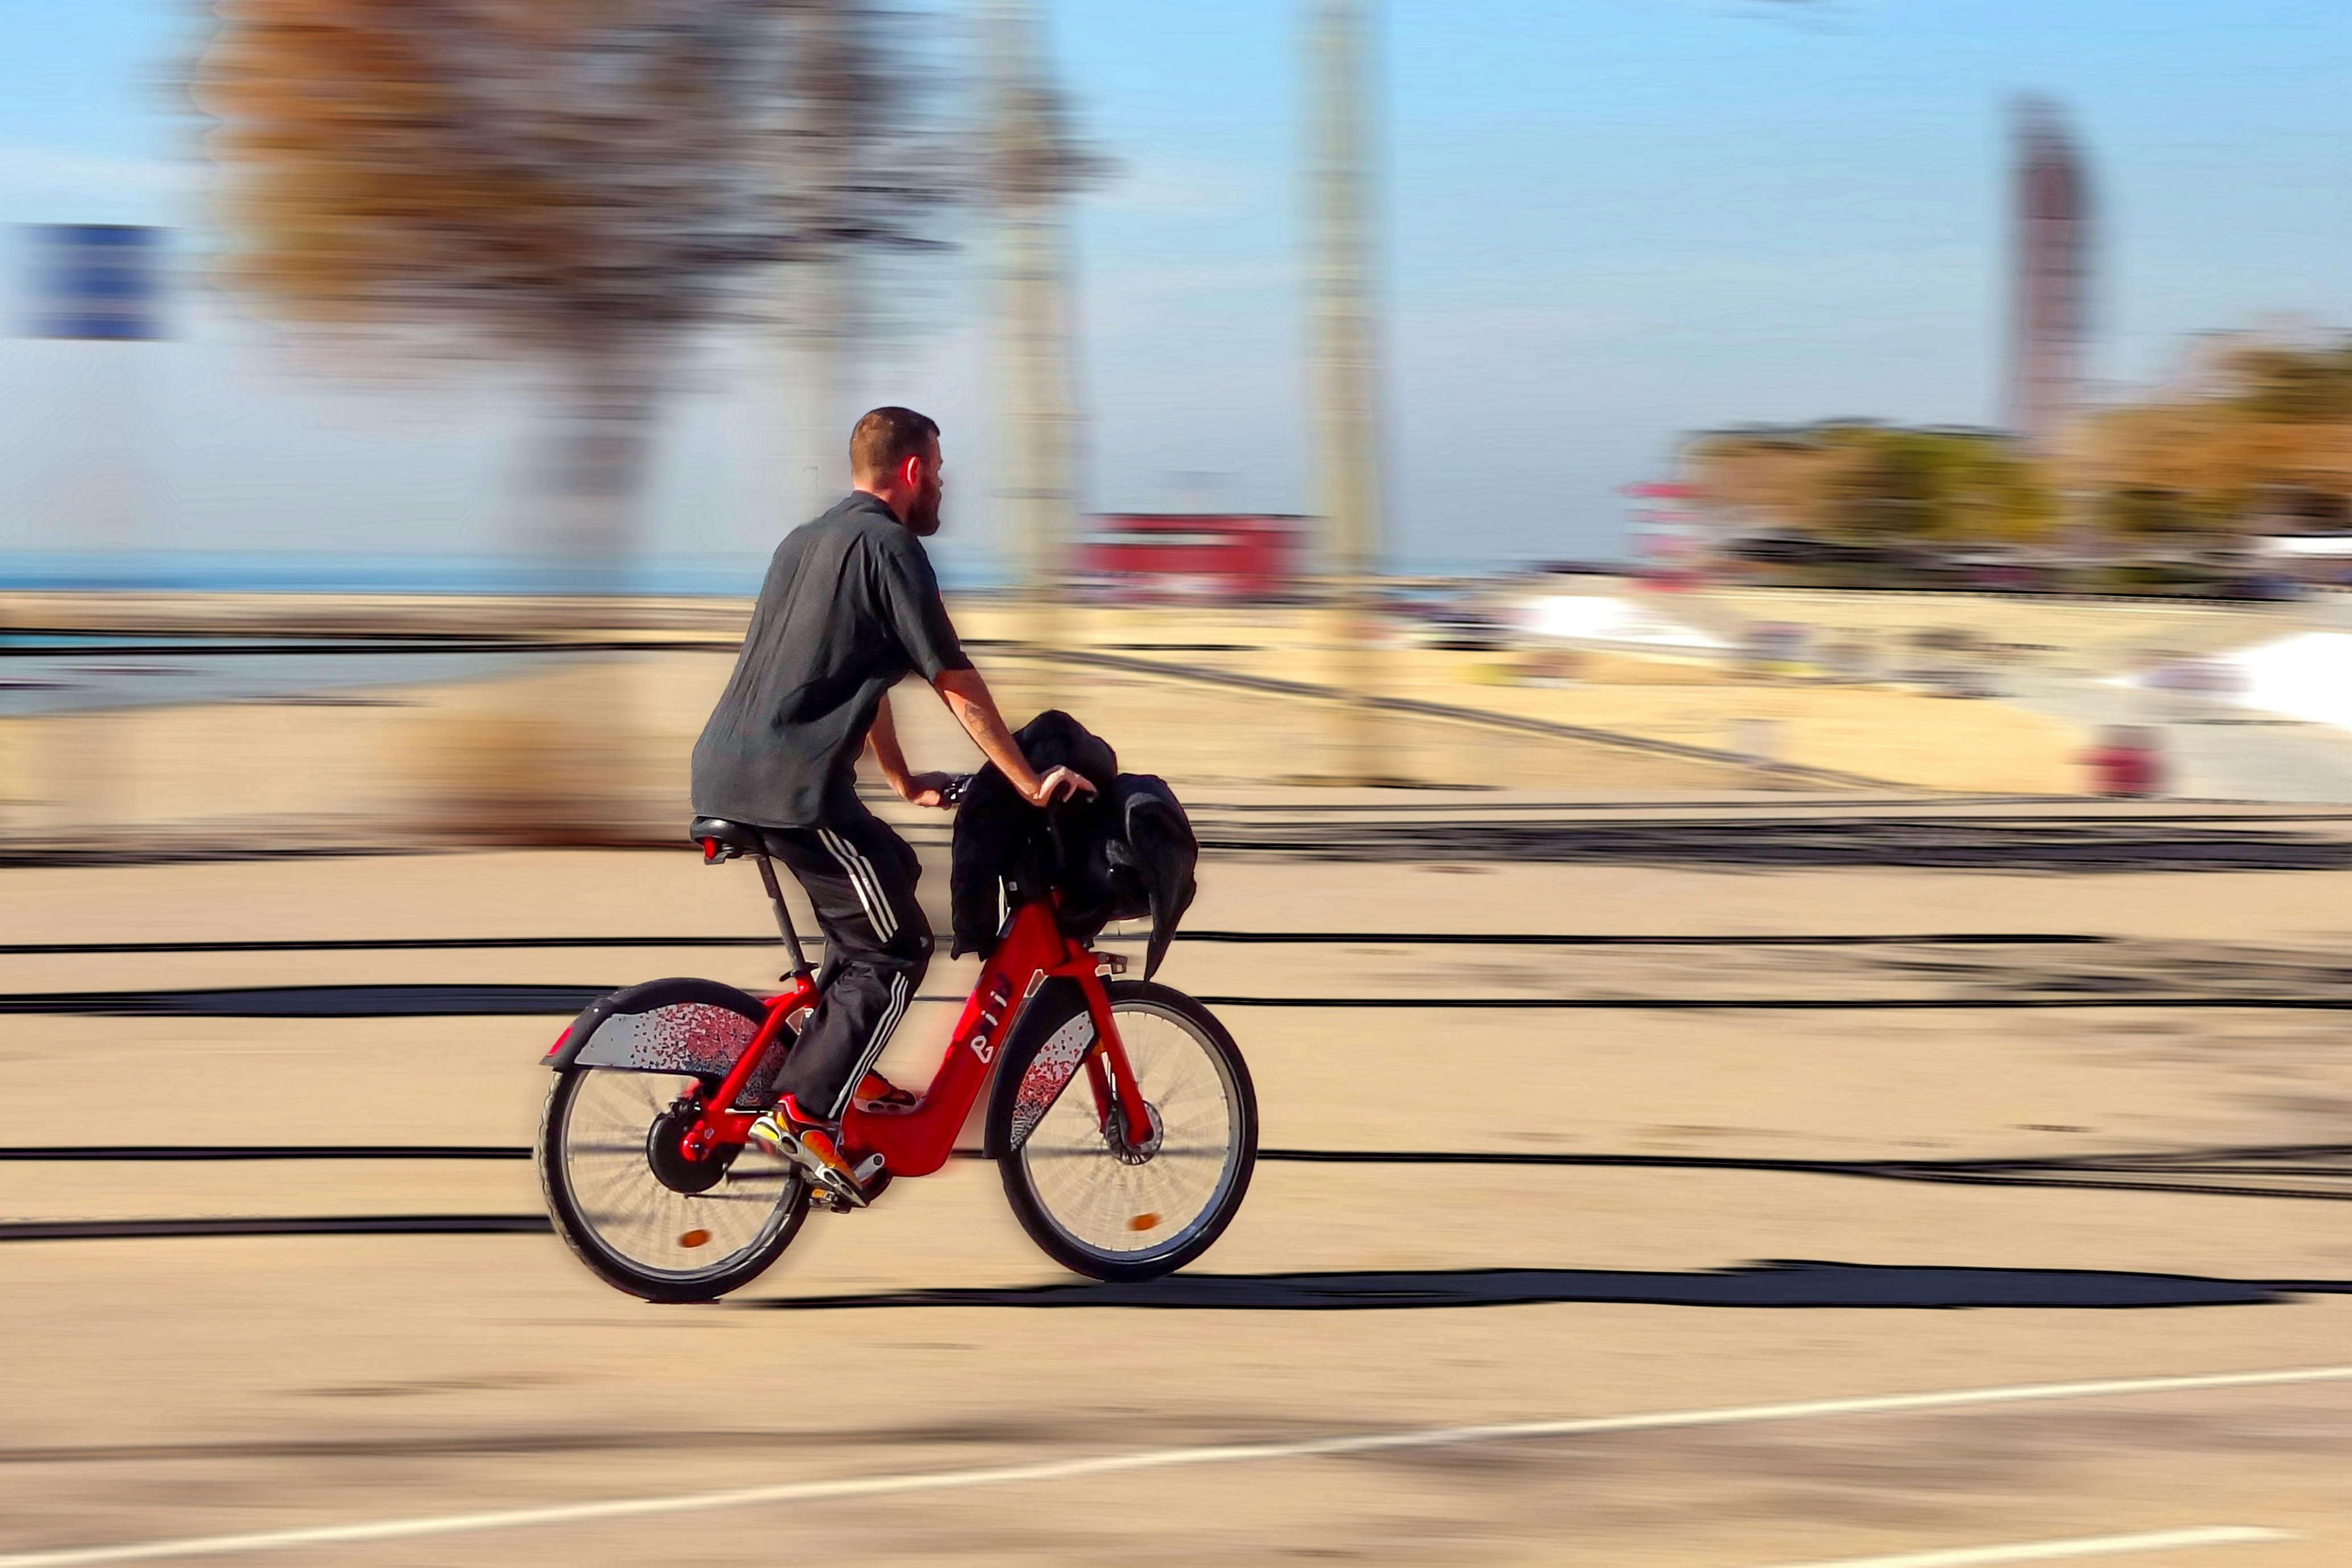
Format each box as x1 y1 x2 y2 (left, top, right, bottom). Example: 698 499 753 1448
895 770 958 810
1025 765 1096 807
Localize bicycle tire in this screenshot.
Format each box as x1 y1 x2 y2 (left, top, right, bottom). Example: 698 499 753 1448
989 980 1256 1282
539 1063 810 1303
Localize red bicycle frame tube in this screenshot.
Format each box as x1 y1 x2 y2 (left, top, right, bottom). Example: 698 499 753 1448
676 972 817 1162
679 898 1149 1180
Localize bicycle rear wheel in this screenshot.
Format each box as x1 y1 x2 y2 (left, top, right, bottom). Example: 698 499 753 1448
538 1066 808 1302
991 981 1256 1282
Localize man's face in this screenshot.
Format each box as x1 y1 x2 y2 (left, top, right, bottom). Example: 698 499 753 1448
903 437 944 537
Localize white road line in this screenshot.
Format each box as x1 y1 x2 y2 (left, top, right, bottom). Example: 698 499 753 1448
1754 1525 2292 1567
0 1365 2343 1568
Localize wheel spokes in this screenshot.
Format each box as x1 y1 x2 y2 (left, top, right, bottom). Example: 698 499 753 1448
1019 1004 1243 1259
556 1070 797 1277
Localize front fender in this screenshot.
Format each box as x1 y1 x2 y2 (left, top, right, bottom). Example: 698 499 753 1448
542 977 769 1078
980 977 1094 1160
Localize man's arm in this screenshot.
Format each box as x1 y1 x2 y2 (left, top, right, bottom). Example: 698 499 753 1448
931 667 1094 806
865 533 1090 806
864 692 955 809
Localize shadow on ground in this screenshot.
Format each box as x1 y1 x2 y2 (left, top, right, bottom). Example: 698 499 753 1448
754 1260 2352 1312
1207 817 2352 871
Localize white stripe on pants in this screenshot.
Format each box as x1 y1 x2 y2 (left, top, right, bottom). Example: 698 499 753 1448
818 827 898 942
833 971 911 1118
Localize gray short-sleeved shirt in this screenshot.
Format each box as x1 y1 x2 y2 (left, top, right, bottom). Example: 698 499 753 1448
690 493 972 827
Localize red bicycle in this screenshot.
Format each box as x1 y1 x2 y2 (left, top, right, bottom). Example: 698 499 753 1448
536 810 1257 1302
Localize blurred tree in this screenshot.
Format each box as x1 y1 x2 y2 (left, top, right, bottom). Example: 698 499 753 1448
1822 426 2052 545
2066 334 2352 538
2235 340 2352 424
2097 485 2206 539
197 0 954 564
1686 422 2055 560
1677 428 1835 537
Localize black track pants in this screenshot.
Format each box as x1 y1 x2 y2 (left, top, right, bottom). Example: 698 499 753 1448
757 807 932 1121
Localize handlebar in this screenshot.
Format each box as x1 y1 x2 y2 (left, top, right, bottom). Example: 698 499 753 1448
939 770 1093 810
942 769 1090 877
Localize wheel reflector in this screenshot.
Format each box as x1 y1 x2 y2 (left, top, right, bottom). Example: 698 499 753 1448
679 1229 711 1249
1128 1213 1161 1232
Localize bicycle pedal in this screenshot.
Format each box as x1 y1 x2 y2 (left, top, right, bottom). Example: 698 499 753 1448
807 1166 870 1211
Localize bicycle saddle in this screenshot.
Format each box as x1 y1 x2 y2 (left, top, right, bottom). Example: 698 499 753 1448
689 817 766 863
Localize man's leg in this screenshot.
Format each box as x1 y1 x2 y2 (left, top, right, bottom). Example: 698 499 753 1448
761 809 932 1124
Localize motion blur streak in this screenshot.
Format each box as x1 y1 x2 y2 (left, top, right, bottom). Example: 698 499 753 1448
11 4 2352 1565
0 1365 2343 1568
1753 1526 2289 1568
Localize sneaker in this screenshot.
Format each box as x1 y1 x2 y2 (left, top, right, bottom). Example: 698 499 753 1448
746 1097 868 1207
853 1072 918 1113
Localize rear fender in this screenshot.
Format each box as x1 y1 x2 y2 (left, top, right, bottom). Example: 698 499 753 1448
543 977 769 1078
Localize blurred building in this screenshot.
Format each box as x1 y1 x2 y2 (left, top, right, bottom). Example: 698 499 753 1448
17 224 167 555
1075 513 1306 603
24 224 164 341
2007 97 2093 452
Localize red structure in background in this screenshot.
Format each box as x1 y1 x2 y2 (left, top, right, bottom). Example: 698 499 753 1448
1075 514 1307 603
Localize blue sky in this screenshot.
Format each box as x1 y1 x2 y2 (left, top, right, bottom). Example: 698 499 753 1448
2 0 2348 571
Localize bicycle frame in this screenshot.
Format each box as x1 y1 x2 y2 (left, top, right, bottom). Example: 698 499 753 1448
674 897 1151 1181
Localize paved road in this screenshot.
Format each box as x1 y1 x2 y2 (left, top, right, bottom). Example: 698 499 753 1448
3 815 2350 1567
2005 674 2352 803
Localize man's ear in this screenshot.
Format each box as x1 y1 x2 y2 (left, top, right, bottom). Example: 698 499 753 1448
901 453 923 491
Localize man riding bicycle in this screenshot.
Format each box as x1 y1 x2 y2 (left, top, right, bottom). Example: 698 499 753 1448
690 406 1092 1198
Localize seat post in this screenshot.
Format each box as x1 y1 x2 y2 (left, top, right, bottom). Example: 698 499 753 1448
752 852 814 979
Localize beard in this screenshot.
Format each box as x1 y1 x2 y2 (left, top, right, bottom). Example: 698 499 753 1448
903 481 943 537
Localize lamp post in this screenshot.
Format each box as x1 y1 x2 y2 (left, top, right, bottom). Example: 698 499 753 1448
1306 0 1388 782
987 0 1087 662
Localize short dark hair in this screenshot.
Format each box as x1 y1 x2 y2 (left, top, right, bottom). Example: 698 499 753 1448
851 406 940 479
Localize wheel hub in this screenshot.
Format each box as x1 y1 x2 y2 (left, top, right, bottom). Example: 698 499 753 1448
1107 1100 1165 1166
645 1100 735 1195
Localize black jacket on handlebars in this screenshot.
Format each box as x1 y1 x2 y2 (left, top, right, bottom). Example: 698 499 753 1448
948 710 1198 977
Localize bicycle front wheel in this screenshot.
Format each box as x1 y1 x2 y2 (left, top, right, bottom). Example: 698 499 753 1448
538 1066 808 1302
992 981 1256 1282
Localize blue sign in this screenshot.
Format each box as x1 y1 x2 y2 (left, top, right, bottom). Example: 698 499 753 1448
26 224 163 340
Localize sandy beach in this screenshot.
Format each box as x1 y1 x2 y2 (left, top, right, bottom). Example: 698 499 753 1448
12 583 2264 863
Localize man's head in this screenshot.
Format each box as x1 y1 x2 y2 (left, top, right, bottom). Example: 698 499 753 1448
850 406 943 537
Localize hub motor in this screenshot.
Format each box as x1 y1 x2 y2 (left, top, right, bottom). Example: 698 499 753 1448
645 1100 735 1195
